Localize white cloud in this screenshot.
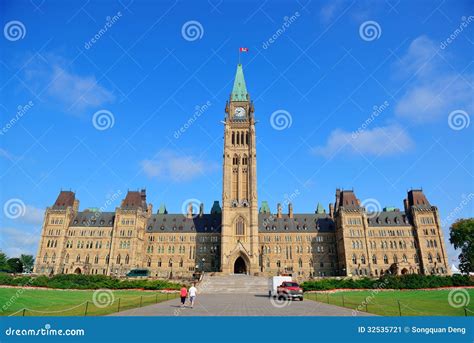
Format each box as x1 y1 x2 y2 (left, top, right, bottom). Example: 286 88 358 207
141 150 218 182
320 1 344 24
24 54 115 112
313 125 413 158
394 36 474 122
21 205 45 225
0 227 38 257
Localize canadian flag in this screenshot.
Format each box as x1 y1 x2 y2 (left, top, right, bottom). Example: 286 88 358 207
239 47 249 52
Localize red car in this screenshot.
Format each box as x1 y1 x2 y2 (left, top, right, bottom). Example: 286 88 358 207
277 281 304 301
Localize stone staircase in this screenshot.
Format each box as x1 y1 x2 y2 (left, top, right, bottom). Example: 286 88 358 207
198 274 269 294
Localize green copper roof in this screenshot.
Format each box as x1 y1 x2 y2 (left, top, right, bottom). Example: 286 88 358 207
259 201 270 214
383 206 398 212
316 203 326 214
158 203 167 214
210 201 221 214
231 64 248 101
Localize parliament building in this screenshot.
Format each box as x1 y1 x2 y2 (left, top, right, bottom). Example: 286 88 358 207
34 64 450 280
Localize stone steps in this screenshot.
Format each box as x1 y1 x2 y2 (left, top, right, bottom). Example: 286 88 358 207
198 274 269 294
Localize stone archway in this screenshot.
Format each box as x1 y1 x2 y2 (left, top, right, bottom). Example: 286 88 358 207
74 267 82 274
234 256 247 274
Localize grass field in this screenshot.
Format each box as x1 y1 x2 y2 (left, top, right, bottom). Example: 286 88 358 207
304 289 474 316
0 288 179 316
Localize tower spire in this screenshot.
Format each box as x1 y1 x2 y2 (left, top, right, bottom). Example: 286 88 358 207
231 64 248 101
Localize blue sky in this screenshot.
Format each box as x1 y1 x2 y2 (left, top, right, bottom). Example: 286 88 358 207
0 0 473 264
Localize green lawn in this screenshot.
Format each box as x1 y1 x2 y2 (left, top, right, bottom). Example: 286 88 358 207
0 288 178 316
304 289 474 316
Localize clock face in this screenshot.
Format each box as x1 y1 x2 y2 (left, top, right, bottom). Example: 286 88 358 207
234 106 246 118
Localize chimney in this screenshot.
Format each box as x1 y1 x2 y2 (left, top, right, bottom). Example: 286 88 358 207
329 203 334 218
187 203 194 219
403 198 409 212
199 203 204 217
335 188 341 209
277 203 282 218
288 203 293 218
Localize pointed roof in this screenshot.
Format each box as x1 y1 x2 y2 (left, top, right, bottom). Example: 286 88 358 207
316 203 326 214
231 64 248 101
259 201 270 214
210 201 221 214
158 203 167 214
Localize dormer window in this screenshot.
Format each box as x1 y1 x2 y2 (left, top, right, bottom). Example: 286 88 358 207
160 226 165 230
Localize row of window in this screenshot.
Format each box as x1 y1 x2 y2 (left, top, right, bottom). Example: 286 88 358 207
260 235 327 243
368 229 415 237
231 131 249 146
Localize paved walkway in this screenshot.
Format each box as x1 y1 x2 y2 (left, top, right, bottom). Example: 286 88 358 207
110 294 375 316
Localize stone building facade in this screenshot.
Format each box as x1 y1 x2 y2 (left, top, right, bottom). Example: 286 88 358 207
34 64 450 280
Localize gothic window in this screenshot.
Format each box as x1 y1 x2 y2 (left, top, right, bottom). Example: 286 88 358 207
94 255 99 264
236 132 240 145
236 218 245 236
179 259 183 268
52 253 56 263
393 255 398 263
246 131 249 145
76 254 81 262
372 255 377 264
105 254 110 264
158 258 162 267
436 253 441 263
361 255 366 264
383 255 388 264
43 254 48 263
402 254 407 263
116 255 121 264
352 254 357 264
240 131 244 145
168 259 173 267
232 131 235 145
428 253 433 263
147 257 151 267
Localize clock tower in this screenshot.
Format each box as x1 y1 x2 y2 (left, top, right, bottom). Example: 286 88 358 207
221 64 259 275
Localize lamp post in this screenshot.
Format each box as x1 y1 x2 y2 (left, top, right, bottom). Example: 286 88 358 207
201 258 206 274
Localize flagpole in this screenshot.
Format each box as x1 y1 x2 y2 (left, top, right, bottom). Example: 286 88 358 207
238 49 241 65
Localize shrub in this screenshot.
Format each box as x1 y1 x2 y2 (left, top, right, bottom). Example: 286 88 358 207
301 274 473 291
0 274 184 290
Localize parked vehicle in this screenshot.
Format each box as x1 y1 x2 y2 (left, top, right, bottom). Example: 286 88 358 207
268 276 292 297
277 281 304 301
126 269 150 278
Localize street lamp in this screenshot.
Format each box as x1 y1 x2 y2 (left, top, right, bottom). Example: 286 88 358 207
201 258 206 274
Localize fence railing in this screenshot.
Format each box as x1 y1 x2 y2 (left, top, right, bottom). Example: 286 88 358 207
9 292 179 317
304 292 473 316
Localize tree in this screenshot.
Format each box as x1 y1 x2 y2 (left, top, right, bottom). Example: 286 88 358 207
0 251 8 272
20 255 35 273
6 258 23 273
449 218 474 274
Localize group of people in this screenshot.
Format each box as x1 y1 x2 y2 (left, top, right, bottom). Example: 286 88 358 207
179 283 197 308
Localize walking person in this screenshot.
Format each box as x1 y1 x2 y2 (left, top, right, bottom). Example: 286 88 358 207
188 283 197 309
180 286 187 308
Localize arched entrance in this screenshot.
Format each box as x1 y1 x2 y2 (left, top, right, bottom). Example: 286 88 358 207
401 268 408 275
234 257 247 274
74 267 82 274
